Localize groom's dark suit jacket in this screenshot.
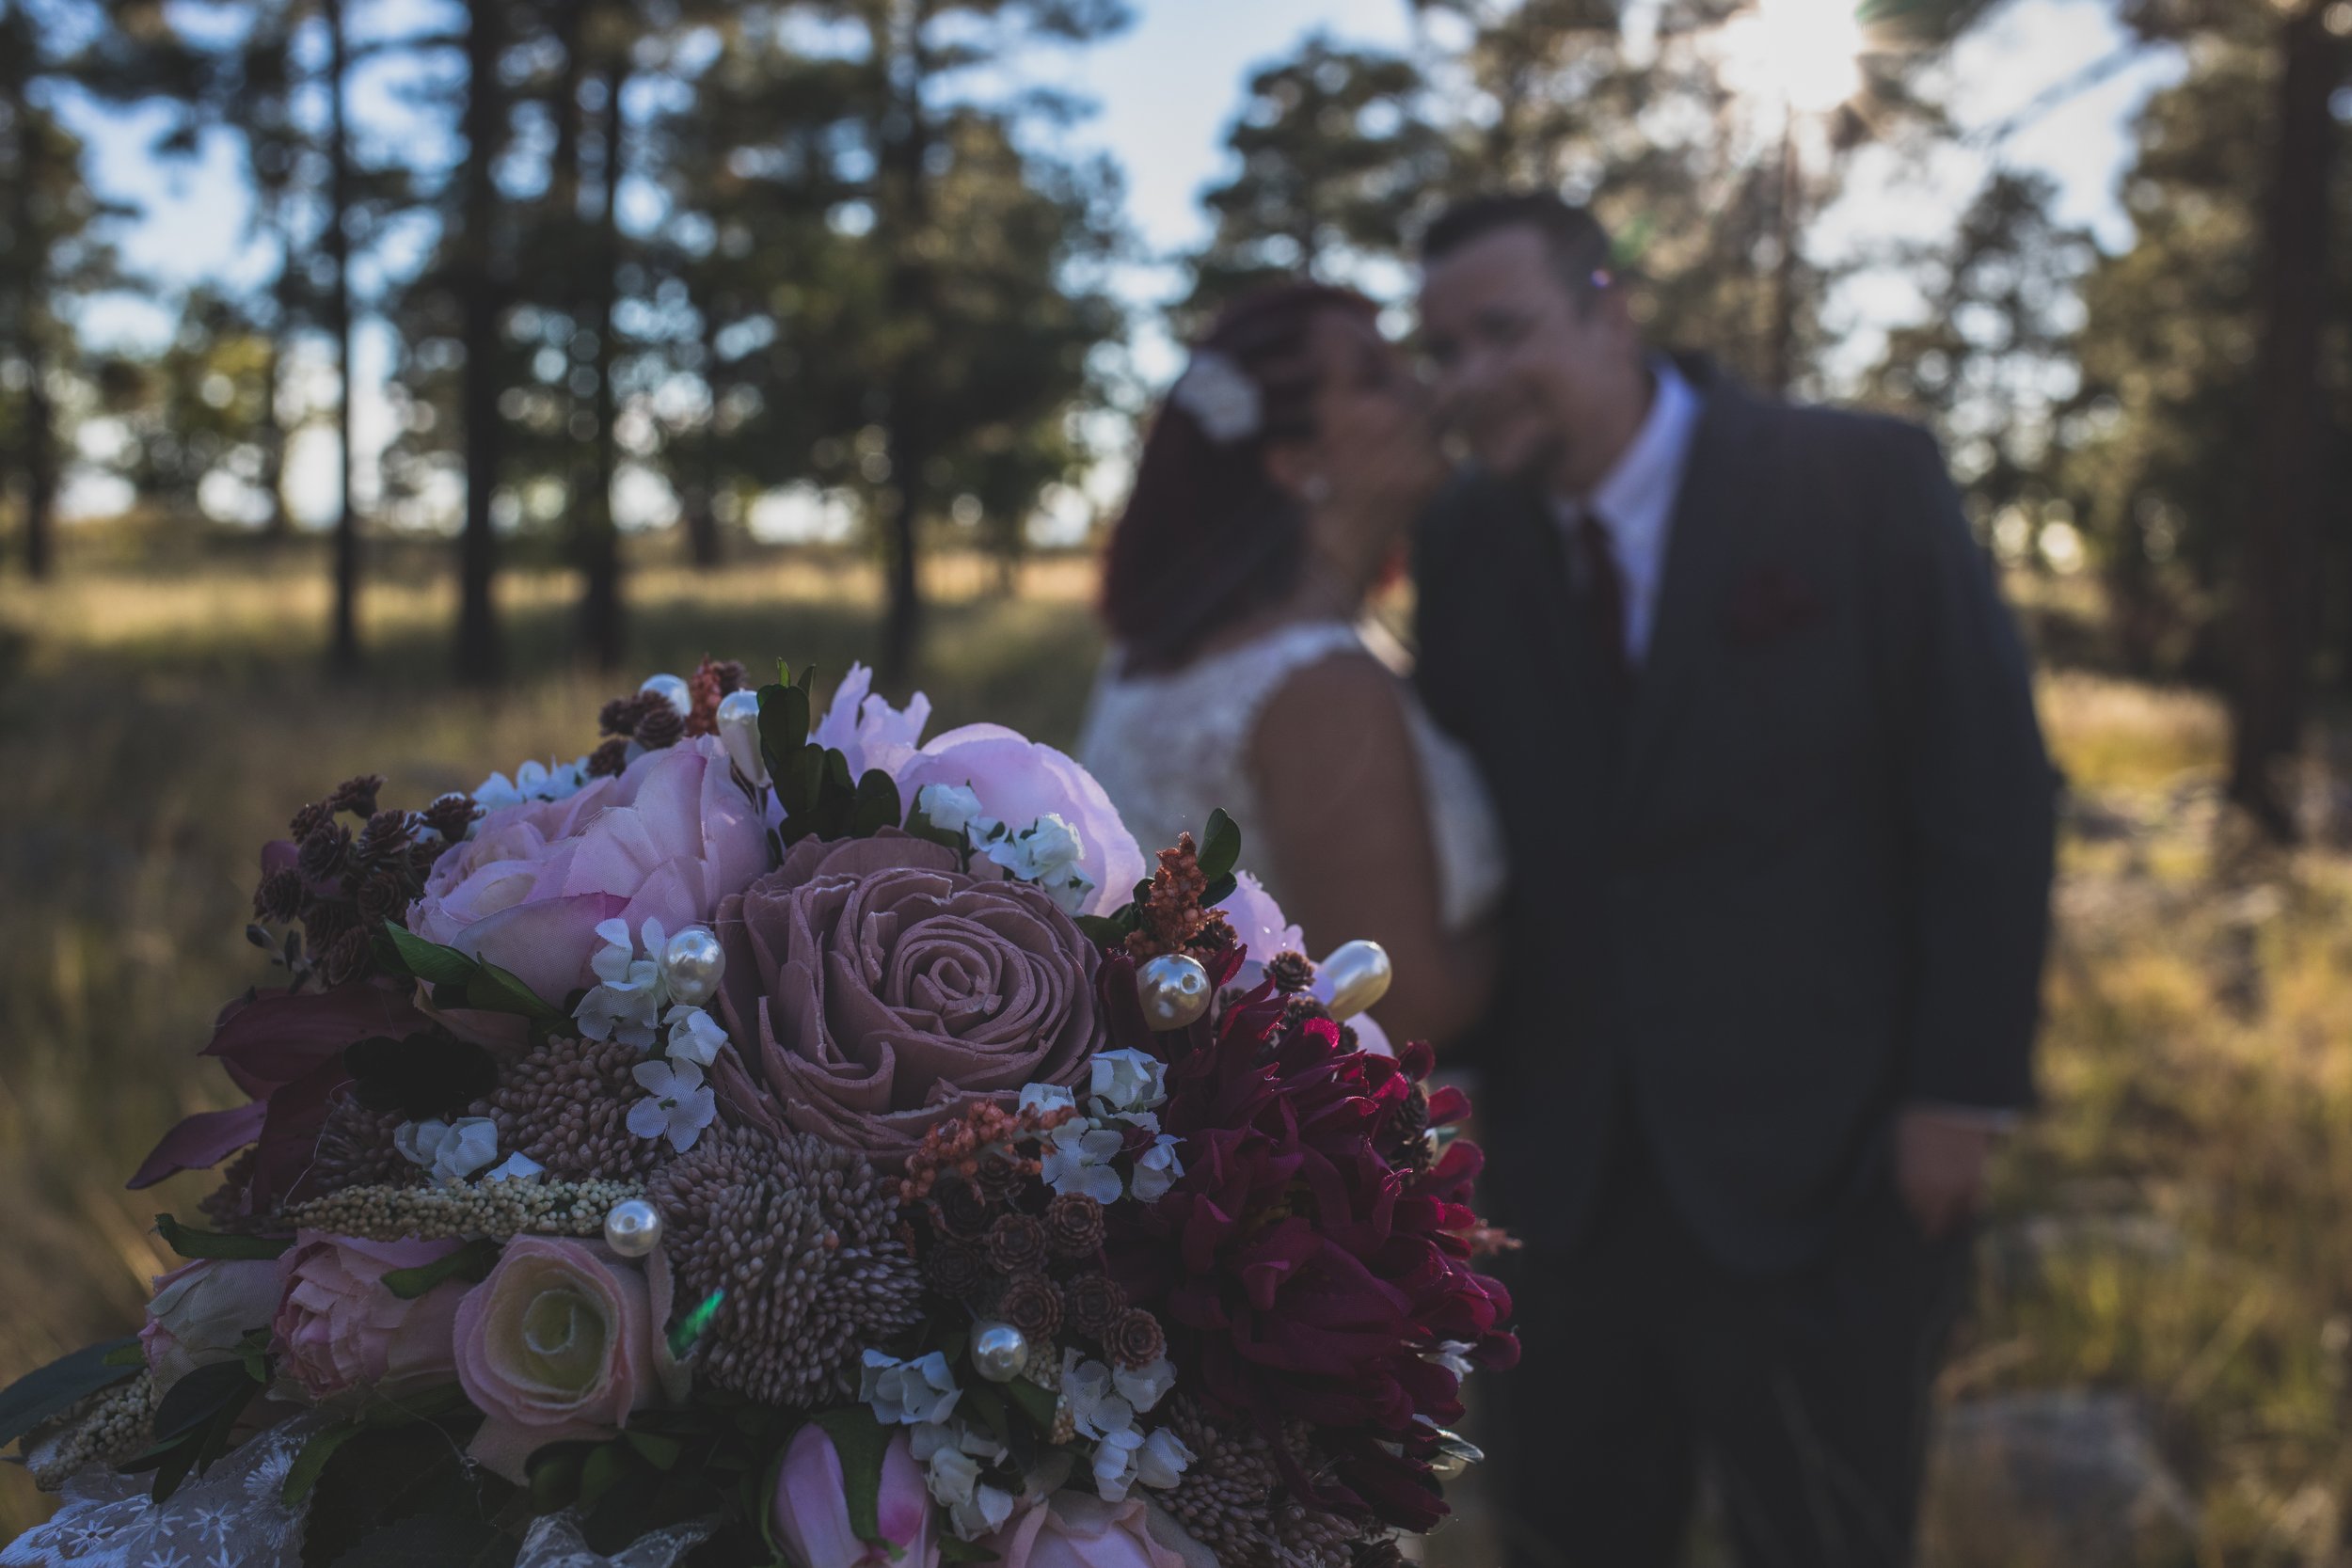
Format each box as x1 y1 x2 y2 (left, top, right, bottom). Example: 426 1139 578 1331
1414 358 2058 1273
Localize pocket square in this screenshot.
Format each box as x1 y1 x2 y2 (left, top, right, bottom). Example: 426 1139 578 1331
1724 563 1825 644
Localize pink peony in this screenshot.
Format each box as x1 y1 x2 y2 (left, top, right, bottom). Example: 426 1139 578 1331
985 1496 1202 1568
141 1259 284 1397
895 726 1145 919
272 1232 469 1401
408 736 766 1006
770 1421 937 1568
453 1237 659 1481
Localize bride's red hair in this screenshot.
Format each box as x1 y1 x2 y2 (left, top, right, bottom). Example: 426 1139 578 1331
1100 282 1378 674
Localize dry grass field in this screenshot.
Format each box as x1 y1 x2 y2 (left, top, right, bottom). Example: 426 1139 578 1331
4 545 2349 1565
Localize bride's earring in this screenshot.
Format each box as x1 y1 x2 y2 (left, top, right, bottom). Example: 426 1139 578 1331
1302 475 1333 507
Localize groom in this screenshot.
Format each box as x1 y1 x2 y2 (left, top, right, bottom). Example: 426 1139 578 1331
1411 194 2056 1567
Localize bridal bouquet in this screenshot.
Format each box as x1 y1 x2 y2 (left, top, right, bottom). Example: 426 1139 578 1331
1 659 1516 1568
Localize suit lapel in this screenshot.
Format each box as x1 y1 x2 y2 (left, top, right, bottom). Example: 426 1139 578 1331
1618 368 1772 803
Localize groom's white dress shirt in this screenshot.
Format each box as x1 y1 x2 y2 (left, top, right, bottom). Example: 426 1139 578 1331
1552 356 1703 667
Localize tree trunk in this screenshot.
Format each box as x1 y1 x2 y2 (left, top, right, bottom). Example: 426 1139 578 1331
259 227 292 543
455 0 505 684
1765 115 1801 397
577 51 628 671
685 311 723 569
2227 0 2341 840
878 0 934 688
12 105 54 580
324 0 360 670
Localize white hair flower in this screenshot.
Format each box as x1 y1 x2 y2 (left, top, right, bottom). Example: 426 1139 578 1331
1171 350 1263 444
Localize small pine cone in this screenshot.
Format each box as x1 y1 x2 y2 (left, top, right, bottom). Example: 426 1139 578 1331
923 1240 990 1302
996 1273 1063 1339
353 810 415 868
598 696 640 736
476 1035 670 1180
300 896 357 951
1107 1307 1166 1370
1044 1193 1105 1258
975 1152 1029 1202
686 657 748 736
406 840 445 887
587 737 629 778
298 822 353 882
199 1150 258 1227
986 1213 1049 1275
1189 912 1236 954
290 800 331 841
635 702 685 751
1266 952 1317 994
421 793 480 842
1062 1273 1126 1338
254 868 306 923
319 927 373 987
1281 995 1334 1034
932 1178 993 1238
354 868 407 927
327 775 385 817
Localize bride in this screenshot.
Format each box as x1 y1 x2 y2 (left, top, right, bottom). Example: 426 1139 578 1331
1078 282 1502 1046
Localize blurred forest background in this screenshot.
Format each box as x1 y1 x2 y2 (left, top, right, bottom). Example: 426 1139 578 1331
4 0 2352 1561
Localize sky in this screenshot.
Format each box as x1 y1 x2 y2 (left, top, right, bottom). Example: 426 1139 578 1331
50 0 2181 530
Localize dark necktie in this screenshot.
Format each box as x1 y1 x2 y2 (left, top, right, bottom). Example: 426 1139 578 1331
1576 509 1630 682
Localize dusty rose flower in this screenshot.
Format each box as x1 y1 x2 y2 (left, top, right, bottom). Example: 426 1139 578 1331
709 833 1101 1172
272 1232 468 1400
453 1236 659 1481
408 736 766 1006
141 1259 283 1397
771 1421 938 1568
985 1496 1202 1568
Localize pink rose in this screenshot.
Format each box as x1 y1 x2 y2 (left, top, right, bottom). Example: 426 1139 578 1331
453 1237 658 1481
272 1232 468 1400
894 726 1145 919
771 1422 937 1568
141 1259 284 1397
986 1497 1206 1568
408 736 766 1006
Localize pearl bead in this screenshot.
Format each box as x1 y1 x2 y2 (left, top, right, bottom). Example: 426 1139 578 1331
1318 940 1392 1021
640 673 691 719
661 926 727 1008
1136 953 1212 1031
716 689 768 786
604 1198 663 1258
1429 1429 1484 1480
971 1321 1028 1383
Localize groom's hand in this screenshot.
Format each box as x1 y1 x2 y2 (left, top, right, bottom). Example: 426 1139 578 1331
1894 1106 2003 1240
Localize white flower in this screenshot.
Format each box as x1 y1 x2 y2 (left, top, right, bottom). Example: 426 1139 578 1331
1042 1122 1127 1206
1136 1427 1194 1490
393 1117 501 1186
1089 1050 1167 1114
627 1058 716 1153
917 783 989 837
1172 349 1263 444
950 1484 1015 1540
1128 1133 1184 1204
861 1350 961 1426
1061 1352 1135 1440
664 1006 728 1068
1112 1356 1177 1415
483 1152 545 1183
1020 1083 1076 1116
975 815 1096 914
909 1420 1016 1538
1425 1341 1477 1382
576 918 669 1050
1091 1426 1145 1502
475 756 593 811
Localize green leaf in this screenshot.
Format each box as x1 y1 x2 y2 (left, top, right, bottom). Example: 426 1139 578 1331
851 769 904 837
528 1445 587 1514
299 1418 510 1568
281 1420 367 1508
381 1238 501 1301
1073 913 1129 947
960 1382 1009 1449
758 684 811 780
1197 807 1242 883
940 1537 1002 1563
326 1515 520 1568
147 1360 261 1449
1002 1375 1057 1432
381 924 482 988
156 1212 293 1261
101 1343 145 1369
811 1405 891 1546
464 960 564 1023
577 1440 632 1513
0 1338 139 1450
1200 874 1238 908
624 1429 683 1471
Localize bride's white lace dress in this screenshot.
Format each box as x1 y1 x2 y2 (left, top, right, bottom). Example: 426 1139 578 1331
1076 619 1506 932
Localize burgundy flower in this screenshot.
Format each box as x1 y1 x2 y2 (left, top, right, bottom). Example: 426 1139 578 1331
1109 990 1516 1532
